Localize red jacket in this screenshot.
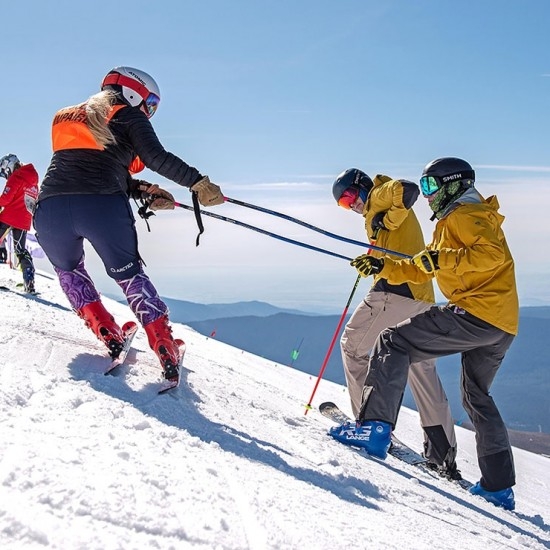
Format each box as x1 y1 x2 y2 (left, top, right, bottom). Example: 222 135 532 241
0 164 39 231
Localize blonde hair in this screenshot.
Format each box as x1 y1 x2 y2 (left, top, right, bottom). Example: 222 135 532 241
85 89 118 148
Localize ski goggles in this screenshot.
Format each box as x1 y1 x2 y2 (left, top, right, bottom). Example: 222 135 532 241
337 188 359 209
144 93 160 118
419 175 441 196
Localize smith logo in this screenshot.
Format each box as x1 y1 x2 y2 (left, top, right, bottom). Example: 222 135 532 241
442 173 462 183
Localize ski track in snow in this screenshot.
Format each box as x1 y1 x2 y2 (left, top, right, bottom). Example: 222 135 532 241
0 265 549 550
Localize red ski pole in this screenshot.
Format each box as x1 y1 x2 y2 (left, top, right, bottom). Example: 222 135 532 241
303 234 380 415
303 273 361 415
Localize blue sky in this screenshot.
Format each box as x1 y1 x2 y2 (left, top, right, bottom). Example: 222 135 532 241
4 0 550 312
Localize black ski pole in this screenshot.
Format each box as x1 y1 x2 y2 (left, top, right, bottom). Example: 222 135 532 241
224 197 411 259
173 202 354 261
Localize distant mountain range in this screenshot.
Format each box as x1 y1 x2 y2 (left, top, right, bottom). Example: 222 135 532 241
149 298 549 435
160 297 316 322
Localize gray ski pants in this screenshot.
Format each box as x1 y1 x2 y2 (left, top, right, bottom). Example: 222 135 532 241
359 304 515 491
341 290 457 465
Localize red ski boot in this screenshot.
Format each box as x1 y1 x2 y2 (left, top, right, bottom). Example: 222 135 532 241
144 315 184 382
77 301 125 358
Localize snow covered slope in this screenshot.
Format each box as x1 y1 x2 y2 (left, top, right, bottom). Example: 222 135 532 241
0 264 549 549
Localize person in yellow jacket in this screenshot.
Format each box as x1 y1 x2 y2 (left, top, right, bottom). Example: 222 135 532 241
330 157 518 511
332 168 458 479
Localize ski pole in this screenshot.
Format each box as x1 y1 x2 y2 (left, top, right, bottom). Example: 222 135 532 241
173 202 354 261
223 197 411 259
225 197 367 247
303 232 384 415
303 273 361 415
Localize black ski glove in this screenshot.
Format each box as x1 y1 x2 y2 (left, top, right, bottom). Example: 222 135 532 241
351 255 384 278
371 212 387 232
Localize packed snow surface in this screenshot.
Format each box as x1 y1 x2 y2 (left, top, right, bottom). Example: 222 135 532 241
0 265 549 549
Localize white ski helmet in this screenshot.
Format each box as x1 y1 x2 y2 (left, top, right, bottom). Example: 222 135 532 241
0 153 21 179
101 66 161 118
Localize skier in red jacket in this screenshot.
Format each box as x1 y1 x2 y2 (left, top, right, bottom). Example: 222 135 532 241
0 154 39 293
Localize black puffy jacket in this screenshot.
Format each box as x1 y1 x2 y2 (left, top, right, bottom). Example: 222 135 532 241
39 102 202 201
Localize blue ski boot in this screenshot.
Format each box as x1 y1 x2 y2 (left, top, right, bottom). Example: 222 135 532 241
329 420 391 459
469 481 515 511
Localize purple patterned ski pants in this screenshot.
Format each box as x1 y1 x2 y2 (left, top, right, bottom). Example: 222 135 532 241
55 257 168 326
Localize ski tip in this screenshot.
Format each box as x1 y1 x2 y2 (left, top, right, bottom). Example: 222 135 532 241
175 339 186 354
104 323 138 375
104 360 124 376
158 379 179 394
121 321 139 335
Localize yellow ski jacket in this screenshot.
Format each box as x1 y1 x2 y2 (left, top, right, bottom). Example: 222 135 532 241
364 174 435 304
379 193 519 335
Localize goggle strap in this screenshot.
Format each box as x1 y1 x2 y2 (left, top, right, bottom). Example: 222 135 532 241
103 73 150 101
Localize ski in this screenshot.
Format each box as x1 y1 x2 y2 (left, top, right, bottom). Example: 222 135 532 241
1 283 40 296
104 322 139 375
15 282 39 295
157 340 186 394
319 401 473 490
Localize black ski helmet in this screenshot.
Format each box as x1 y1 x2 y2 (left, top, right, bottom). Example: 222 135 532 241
332 168 374 203
421 157 475 220
421 157 475 187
